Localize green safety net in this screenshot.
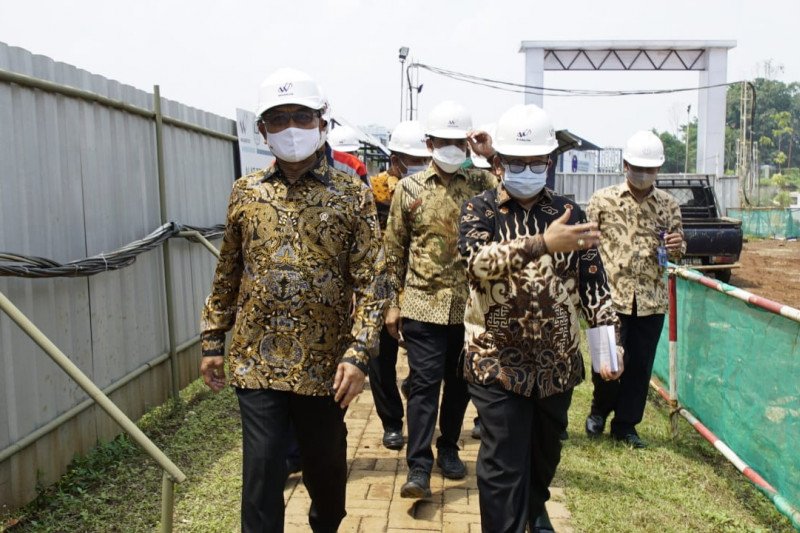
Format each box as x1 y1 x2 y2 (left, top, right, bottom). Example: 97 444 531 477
727 208 800 239
654 277 800 514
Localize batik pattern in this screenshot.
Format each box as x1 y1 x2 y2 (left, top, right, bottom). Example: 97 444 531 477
201 156 387 395
459 186 620 399
587 183 684 316
384 164 497 325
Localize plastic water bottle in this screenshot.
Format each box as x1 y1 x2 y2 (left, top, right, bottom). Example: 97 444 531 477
657 230 668 267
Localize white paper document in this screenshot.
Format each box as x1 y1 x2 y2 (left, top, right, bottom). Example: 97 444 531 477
588 325 618 373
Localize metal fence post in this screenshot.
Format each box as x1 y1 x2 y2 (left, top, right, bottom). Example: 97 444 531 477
668 272 679 438
154 85 181 401
161 471 175 533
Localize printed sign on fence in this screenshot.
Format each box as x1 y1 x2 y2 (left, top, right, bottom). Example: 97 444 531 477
236 108 275 175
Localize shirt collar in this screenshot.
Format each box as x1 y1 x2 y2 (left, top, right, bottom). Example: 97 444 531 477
423 162 468 184
496 184 553 207
262 153 331 185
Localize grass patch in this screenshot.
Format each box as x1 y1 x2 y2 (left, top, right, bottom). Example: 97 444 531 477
1 339 795 532
556 343 795 532
1 380 242 532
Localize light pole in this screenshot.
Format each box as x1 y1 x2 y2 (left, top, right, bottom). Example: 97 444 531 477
399 47 409 122
684 104 692 174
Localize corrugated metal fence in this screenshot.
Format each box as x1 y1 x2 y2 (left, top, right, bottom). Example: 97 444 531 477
556 173 741 214
0 42 237 508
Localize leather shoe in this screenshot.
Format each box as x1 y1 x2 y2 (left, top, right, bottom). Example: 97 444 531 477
612 431 647 449
531 506 555 532
400 468 431 499
585 414 606 438
382 429 404 450
437 448 466 479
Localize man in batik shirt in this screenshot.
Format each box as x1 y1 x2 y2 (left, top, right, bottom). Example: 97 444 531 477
384 100 497 498
367 120 430 451
199 68 386 533
459 104 620 533
585 130 684 449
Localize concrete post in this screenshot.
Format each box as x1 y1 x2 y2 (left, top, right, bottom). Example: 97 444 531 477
523 47 544 108
696 48 729 176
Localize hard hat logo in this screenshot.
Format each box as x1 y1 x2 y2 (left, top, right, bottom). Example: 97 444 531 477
493 104 558 157
425 100 472 139
256 68 325 116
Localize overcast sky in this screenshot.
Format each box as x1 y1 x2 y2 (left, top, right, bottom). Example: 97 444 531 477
2 0 798 147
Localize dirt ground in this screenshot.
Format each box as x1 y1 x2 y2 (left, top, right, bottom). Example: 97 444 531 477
727 238 800 308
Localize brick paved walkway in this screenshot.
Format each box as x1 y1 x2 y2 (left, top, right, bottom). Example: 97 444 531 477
282 352 574 532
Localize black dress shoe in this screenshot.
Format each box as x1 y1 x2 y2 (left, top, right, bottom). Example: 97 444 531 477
585 414 606 438
382 429 404 450
400 468 431 499
612 432 647 449
436 448 466 479
531 506 555 532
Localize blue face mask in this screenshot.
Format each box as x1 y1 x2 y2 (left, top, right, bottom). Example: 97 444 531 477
502 165 547 200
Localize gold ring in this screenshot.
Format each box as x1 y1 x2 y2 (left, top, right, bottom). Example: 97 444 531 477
577 238 585 247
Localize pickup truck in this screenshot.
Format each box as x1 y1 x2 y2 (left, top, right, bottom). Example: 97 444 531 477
656 177 743 283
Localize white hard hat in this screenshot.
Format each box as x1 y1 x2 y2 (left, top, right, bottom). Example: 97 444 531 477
623 130 665 167
256 67 326 117
329 125 361 153
493 104 558 157
425 100 472 139
388 121 429 157
471 122 497 168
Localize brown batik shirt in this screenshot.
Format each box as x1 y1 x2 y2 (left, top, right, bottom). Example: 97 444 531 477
587 183 685 316
200 156 388 395
459 186 619 399
384 163 498 325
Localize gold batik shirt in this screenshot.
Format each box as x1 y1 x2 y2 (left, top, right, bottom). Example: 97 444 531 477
200 156 388 395
369 170 400 231
384 163 498 325
459 186 620 399
587 183 685 316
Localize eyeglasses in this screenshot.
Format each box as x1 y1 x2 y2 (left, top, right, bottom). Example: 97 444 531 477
258 110 320 129
503 160 549 174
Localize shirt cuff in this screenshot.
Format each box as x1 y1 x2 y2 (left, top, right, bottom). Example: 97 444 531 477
201 332 226 357
341 347 369 374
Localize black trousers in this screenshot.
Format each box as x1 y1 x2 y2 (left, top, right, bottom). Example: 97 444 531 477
469 383 573 533
403 319 470 473
368 325 404 431
236 388 348 533
590 308 666 436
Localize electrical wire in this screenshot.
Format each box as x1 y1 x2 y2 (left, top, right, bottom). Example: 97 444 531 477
0 223 224 279
412 62 739 97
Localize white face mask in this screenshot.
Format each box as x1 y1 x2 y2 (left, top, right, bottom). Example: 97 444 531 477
267 127 322 163
627 169 657 190
431 144 467 173
502 165 547 200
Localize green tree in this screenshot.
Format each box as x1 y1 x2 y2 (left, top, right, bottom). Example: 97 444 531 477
726 76 800 172
655 129 685 173
654 119 697 173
